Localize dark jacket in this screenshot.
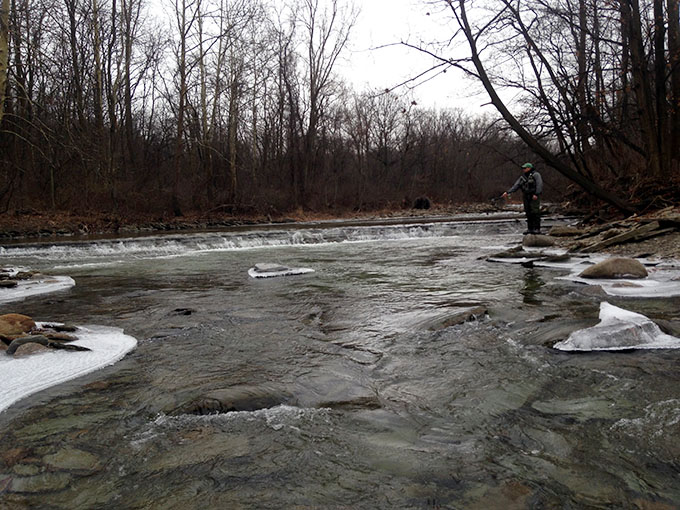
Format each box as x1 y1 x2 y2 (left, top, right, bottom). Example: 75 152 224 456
508 169 543 196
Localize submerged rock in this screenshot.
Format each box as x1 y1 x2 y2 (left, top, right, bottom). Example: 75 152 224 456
43 448 101 474
428 306 488 331
173 385 297 416
579 257 648 279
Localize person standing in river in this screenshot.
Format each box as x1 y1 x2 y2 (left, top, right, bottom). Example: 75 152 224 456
502 162 543 235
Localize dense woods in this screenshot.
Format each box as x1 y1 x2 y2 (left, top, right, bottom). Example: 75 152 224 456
0 0 678 218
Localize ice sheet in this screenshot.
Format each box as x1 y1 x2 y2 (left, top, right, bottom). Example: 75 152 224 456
0 268 75 304
248 263 315 279
488 252 680 298
0 324 138 413
554 302 680 351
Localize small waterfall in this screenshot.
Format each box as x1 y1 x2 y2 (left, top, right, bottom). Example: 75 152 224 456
0 218 517 263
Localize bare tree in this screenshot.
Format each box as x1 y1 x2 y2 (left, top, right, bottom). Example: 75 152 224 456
295 0 357 206
0 0 8 127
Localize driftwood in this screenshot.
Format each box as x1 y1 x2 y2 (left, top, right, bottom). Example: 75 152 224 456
572 208 680 253
6 335 91 355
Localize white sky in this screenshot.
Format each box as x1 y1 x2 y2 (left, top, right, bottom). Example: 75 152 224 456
338 0 493 112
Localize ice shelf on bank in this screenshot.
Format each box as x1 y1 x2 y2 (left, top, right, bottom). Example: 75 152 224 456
0 267 75 304
490 251 680 298
0 324 138 413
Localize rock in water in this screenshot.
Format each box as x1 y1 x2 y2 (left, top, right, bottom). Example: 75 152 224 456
579 257 648 279
523 234 556 247
0 314 36 341
548 225 584 237
173 385 296 415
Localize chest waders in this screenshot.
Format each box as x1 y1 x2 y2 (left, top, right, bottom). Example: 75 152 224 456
521 173 541 234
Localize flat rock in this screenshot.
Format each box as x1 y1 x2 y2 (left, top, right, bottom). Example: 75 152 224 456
579 257 648 279
43 448 102 473
12 342 50 356
549 225 584 236
4 472 72 493
523 234 556 247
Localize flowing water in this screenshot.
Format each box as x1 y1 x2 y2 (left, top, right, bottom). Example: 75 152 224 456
1 217 679 509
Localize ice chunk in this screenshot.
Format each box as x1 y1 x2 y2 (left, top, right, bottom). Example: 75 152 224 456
248 263 314 279
554 302 680 351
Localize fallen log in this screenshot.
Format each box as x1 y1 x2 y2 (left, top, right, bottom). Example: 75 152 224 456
579 221 672 253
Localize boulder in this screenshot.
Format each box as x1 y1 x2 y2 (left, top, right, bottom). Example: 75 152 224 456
413 196 431 210
0 280 18 288
14 271 39 280
522 234 556 247
579 257 648 279
12 342 51 356
0 313 36 340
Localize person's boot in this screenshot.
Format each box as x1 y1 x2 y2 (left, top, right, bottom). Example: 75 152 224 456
533 217 541 234
526 216 538 234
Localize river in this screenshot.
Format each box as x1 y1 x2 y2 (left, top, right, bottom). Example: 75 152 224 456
1 216 679 509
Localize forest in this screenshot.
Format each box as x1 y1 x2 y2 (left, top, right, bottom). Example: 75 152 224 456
0 0 678 218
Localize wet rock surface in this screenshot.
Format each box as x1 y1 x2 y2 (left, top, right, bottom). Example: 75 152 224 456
173 385 297 416
578 257 648 279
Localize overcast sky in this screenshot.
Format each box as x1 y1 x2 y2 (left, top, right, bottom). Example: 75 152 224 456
338 0 492 112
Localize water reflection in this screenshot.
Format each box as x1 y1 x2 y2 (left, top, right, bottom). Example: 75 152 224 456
520 268 545 304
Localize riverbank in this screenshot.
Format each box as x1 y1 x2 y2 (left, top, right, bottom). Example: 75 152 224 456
1 203 679 260
0 203 517 240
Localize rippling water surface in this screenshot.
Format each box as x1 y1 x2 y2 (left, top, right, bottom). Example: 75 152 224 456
1 218 679 509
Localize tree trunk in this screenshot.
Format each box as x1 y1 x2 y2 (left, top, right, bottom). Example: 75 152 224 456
228 75 239 206
65 0 85 128
668 0 680 156
122 0 135 167
0 0 10 126
623 0 660 177
653 0 668 176
172 0 187 217
576 0 591 152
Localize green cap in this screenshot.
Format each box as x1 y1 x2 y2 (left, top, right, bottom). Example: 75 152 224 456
522 162 534 169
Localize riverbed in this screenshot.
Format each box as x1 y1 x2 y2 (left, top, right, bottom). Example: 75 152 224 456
1 217 679 509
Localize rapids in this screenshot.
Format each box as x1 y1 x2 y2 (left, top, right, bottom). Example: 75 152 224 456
1 216 679 509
